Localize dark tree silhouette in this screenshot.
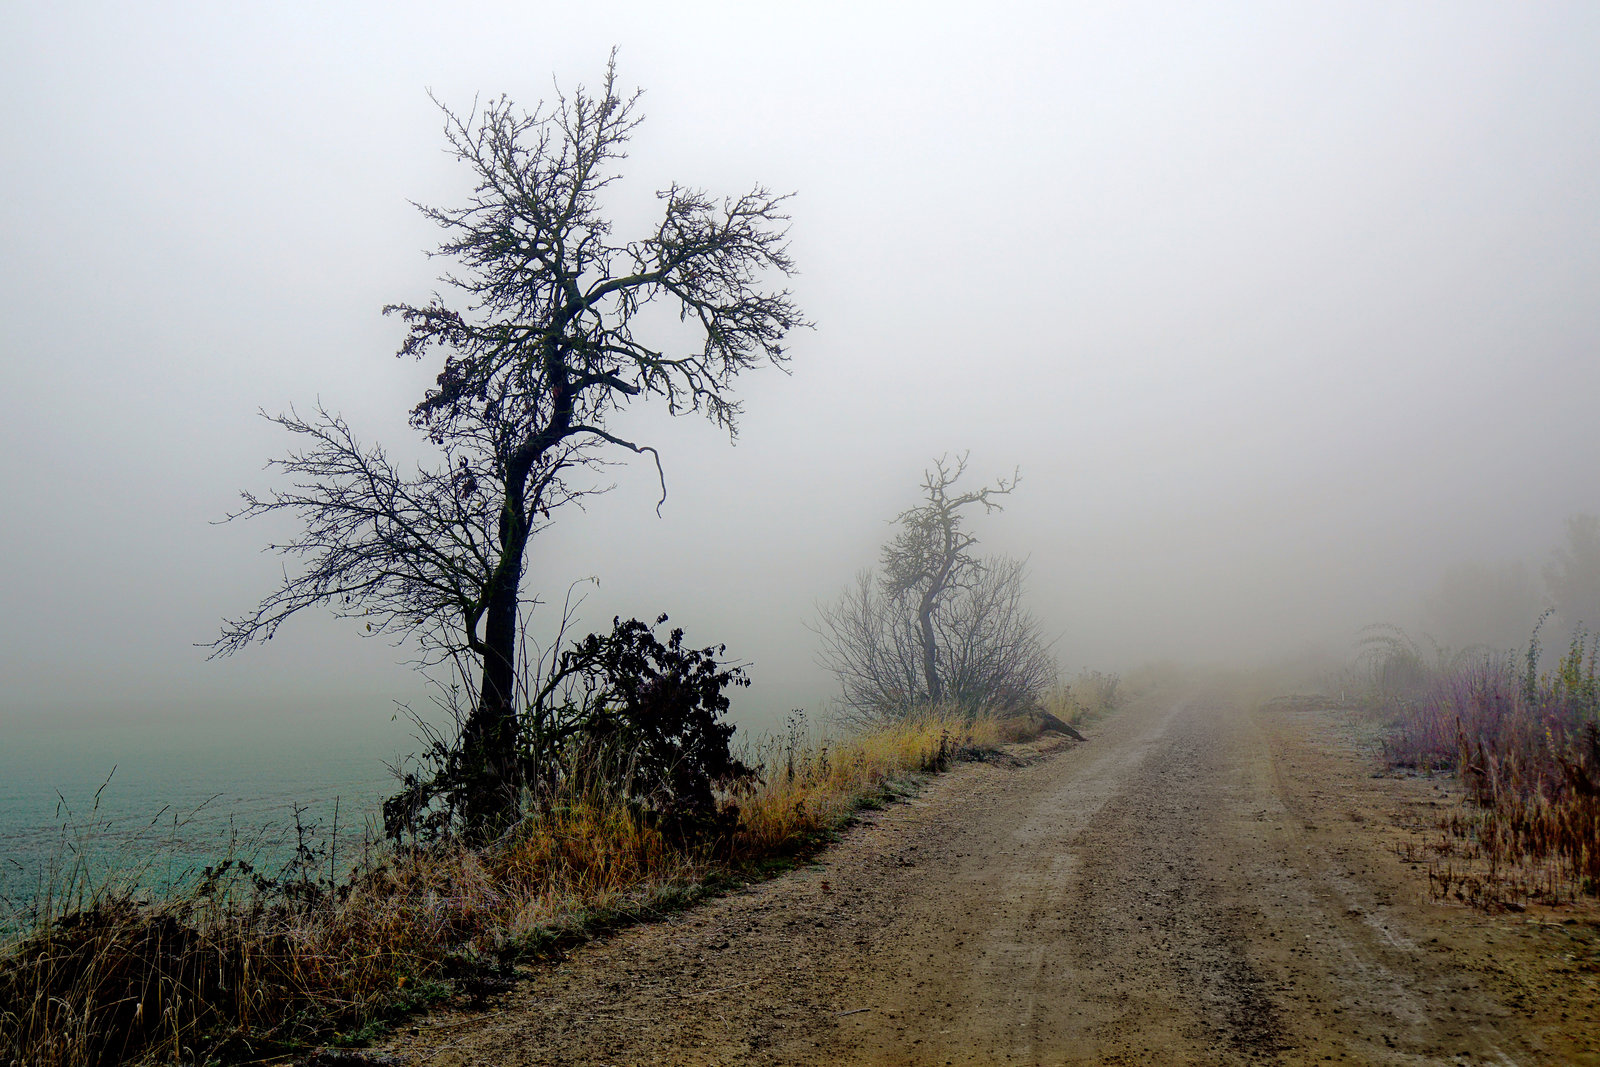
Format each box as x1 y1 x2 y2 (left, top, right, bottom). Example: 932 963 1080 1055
216 55 803 831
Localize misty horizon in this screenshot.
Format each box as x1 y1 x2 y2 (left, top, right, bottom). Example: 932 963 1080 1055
4 3 1599 738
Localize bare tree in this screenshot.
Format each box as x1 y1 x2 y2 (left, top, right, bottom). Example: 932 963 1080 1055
816 455 1056 723
216 54 804 831
881 453 1017 703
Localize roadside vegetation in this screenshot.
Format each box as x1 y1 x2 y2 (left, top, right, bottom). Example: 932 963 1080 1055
0 701 1111 1066
1359 619 1600 908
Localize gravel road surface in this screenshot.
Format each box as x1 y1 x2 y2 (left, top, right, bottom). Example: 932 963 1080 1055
376 687 1600 1065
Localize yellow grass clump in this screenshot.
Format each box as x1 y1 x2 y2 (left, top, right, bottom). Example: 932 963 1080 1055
735 711 999 855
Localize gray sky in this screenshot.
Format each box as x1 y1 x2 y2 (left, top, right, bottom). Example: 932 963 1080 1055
3 2 1598 735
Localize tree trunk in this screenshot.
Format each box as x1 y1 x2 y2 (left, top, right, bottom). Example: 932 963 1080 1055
918 590 942 705
461 498 531 834
460 347 570 833
918 530 957 706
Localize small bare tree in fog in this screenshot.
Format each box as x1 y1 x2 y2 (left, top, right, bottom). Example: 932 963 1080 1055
815 455 1055 722
881 453 1016 704
215 54 803 831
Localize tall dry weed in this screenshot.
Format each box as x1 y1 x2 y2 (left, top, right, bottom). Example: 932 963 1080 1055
1376 631 1600 906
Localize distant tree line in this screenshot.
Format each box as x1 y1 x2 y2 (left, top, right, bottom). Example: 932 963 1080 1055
1420 513 1600 655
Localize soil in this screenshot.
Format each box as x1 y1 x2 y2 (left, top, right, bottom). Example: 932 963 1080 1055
371 687 1600 1065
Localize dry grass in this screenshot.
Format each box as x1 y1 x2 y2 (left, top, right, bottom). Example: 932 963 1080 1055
1370 639 1600 909
734 710 999 855
1046 670 1122 727
0 711 1013 1065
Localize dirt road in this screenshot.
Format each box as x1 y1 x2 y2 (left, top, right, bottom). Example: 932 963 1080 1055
377 688 1600 1065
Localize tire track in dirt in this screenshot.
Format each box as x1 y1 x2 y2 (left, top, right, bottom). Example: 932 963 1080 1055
822 691 1195 1065
1061 698 1290 1061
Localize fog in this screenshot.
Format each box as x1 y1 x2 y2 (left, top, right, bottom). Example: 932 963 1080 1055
3 3 1598 737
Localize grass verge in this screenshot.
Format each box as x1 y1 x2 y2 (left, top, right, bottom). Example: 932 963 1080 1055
1363 629 1600 909
1 711 1034 1065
